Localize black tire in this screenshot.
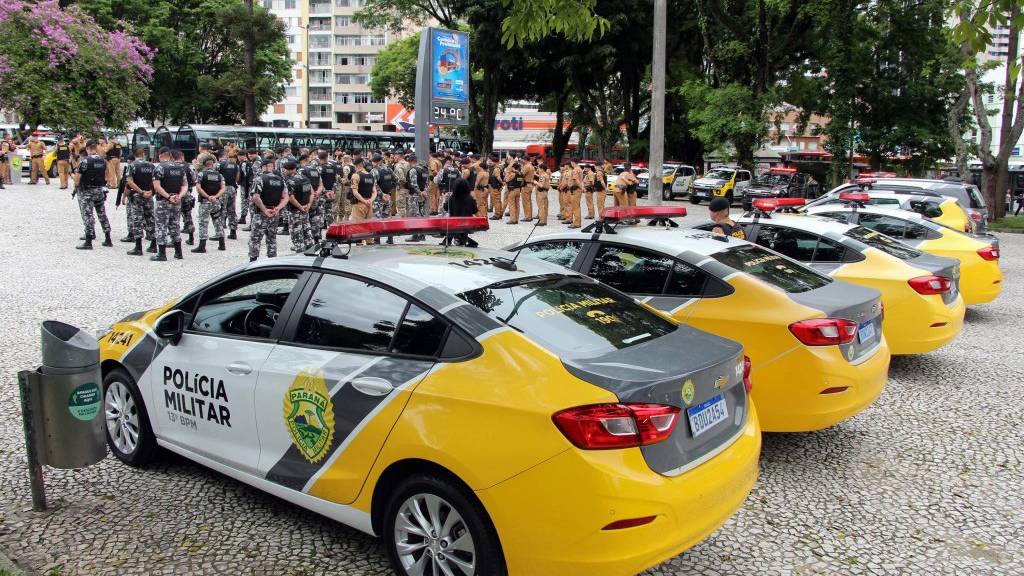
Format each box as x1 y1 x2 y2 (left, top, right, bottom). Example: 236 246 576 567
102 367 159 467
690 195 700 205
726 191 734 205
662 186 672 201
384 474 507 576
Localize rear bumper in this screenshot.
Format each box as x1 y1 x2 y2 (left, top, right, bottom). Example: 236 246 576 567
751 338 890 432
882 291 965 355
959 260 1003 305
478 406 761 576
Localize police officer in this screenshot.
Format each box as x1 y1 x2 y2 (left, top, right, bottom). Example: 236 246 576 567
709 197 746 239
616 162 639 209
27 136 49 185
175 149 197 245
334 154 355 223
193 156 226 253
151 147 187 261
249 159 289 261
105 138 122 189
594 161 608 219
238 149 259 226
299 155 324 241
582 164 597 220
393 150 412 217
124 148 157 256
73 140 112 249
503 157 527 224
521 153 535 221
434 157 461 215
371 153 396 243
469 157 489 218
217 152 241 239
534 162 550 225
563 159 585 228
315 151 338 237
283 160 315 252
404 154 429 240
55 137 72 189
349 159 376 222
427 152 443 215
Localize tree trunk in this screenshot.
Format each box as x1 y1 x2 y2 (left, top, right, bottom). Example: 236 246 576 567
947 88 970 177
243 0 257 126
478 66 500 155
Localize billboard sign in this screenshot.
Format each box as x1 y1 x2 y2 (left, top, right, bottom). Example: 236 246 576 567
430 29 469 104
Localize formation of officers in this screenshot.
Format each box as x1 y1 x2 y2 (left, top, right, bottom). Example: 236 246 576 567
69 139 646 261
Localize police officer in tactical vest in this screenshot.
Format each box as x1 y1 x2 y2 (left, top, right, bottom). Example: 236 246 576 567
55 137 72 189
405 154 429 241
283 160 315 252
249 158 289 261
193 156 226 253
709 197 746 239
314 151 338 239
125 148 157 256
151 147 187 261
300 156 325 242
217 152 241 239
73 140 112 249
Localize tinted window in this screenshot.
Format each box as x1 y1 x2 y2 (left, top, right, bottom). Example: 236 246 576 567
666 261 709 296
811 236 849 262
520 241 583 268
711 245 831 293
590 245 673 295
295 274 407 352
391 305 447 356
459 276 676 359
817 211 853 223
191 271 300 338
844 227 922 260
754 226 820 261
855 213 933 239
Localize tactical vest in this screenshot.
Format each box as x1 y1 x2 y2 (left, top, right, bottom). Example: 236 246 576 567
157 161 185 197
715 221 746 240
320 163 338 190
81 155 106 187
218 161 239 186
130 160 155 192
377 166 396 193
414 167 427 191
259 173 286 207
302 166 321 190
199 170 222 198
56 145 71 161
289 175 313 205
489 167 502 189
510 169 525 189
354 172 374 201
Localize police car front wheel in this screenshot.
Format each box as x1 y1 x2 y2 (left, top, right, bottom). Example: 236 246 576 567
385 474 507 576
103 367 159 467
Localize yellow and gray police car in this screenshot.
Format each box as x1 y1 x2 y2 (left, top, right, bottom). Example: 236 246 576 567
509 206 890 433
804 189 971 233
805 199 1003 305
721 199 966 355
96 217 761 576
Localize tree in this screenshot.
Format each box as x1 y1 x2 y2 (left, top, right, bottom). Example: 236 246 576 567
76 0 290 125
0 0 152 134
953 0 1024 217
370 33 420 107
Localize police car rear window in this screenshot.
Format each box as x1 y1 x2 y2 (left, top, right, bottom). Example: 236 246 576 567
458 276 676 359
711 245 831 293
844 227 922 259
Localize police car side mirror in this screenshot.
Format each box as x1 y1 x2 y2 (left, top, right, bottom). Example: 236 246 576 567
155 310 185 345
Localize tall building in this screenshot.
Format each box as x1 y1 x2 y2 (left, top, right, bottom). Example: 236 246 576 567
262 0 402 130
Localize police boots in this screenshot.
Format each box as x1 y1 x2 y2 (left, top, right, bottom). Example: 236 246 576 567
150 245 167 261
102 233 113 247
190 239 207 253
218 237 226 251
127 238 144 256
76 235 93 250
228 229 237 240
186 232 195 246
239 214 247 225
173 242 184 260
120 233 134 243
146 239 157 253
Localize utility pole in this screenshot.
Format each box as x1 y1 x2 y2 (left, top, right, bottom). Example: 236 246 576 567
648 0 667 205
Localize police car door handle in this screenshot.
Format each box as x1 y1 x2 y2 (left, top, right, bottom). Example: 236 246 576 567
351 377 393 397
226 361 253 376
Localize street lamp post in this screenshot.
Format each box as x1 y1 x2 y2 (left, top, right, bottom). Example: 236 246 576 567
648 0 667 205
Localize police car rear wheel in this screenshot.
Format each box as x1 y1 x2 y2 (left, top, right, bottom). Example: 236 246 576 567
690 196 700 205
385 474 506 576
103 367 158 467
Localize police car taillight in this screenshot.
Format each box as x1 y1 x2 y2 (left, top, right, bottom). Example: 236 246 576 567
969 210 984 222
325 217 489 241
601 206 687 221
743 355 752 393
751 198 805 212
552 403 680 450
839 192 870 202
977 246 1000 261
908 275 952 295
788 318 858 346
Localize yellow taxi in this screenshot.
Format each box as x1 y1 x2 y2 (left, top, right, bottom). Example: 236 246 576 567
95 217 761 576
726 199 966 355
511 206 891 433
806 199 1003 305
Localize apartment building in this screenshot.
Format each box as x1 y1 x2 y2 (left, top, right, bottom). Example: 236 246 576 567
262 0 400 130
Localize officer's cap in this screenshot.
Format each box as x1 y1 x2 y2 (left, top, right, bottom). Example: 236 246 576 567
709 197 731 212
405 153 417 161
282 160 298 170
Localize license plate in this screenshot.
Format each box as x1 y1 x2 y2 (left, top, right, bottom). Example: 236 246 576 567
686 394 729 438
696 190 709 197
857 320 876 344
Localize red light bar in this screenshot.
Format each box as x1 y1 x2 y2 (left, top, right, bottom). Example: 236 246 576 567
751 198 805 212
325 217 489 241
601 206 687 221
770 167 797 174
853 177 876 185
839 193 870 202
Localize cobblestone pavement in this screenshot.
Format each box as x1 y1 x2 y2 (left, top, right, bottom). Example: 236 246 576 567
0 181 1021 576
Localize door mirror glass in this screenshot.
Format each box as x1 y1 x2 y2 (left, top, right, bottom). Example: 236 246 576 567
155 310 185 345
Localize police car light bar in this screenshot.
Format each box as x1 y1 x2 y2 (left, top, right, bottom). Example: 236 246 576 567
839 193 870 202
325 217 490 241
601 206 688 221
751 198 805 212
769 167 798 174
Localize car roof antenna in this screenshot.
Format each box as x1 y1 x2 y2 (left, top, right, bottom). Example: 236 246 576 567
493 217 541 272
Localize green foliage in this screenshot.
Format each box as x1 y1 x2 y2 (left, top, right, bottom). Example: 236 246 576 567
0 0 152 134
498 0 608 47
370 33 420 107
76 0 290 124
678 82 766 161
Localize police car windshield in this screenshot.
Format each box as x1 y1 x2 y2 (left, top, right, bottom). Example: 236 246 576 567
705 169 733 180
458 276 676 359
844 226 923 259
711 245 832 293
755 174 790 186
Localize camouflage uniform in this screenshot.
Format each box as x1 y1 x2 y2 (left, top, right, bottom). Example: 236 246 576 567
248 172 287 260
180 163 197 235
371 164 392 220
126 160 156 241
317 160 339 232
286 173 314 252
394 159 411 216
76 154 111 239
333 162 354 222
154 161 185 246
407 163 428 218
196 169 225 241
217 159 241 233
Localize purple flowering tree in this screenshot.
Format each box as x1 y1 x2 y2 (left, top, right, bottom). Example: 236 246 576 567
0 0 152 135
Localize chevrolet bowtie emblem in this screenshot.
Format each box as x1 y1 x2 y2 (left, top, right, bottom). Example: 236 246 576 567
714 375 728 389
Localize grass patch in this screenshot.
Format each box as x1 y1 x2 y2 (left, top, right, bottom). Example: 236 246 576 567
990 216 1024 230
